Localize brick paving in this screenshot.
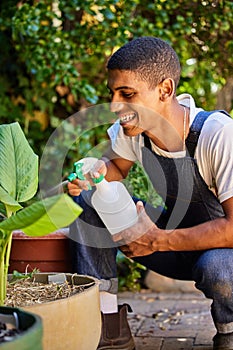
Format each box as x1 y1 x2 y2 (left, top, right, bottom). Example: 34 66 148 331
118 290 215 350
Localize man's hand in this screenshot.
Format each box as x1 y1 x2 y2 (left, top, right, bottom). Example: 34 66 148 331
67 178 91 196
112 201 161 258
67 159 107 196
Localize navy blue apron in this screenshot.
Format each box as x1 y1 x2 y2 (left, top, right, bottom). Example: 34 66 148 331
142 111 229 230
133 110 230 280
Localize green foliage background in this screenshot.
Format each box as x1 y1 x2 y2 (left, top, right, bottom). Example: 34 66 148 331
1 0 233 159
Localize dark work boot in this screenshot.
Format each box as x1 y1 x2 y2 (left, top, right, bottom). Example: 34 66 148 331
213 332 233 349
97 304 135 350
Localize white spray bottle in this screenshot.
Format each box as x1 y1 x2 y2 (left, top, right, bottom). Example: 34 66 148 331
68 157 138 235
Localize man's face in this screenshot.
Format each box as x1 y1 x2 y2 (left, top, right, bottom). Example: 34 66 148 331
107 69 162 137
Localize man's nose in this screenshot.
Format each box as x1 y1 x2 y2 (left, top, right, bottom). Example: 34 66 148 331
110 101 124 113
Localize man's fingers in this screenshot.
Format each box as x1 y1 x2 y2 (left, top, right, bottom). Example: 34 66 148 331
136 201 144 214
68 189 82 196
91 159 107 177
112 232 124 242
67 179 90 193
119 244 131 255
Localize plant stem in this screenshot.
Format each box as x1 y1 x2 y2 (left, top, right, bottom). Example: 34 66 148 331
0 231 12 305
0 245 5 306
5 231 12 270
0 242 6 306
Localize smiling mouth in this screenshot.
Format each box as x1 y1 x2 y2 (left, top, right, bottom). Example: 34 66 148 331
119 112 137 125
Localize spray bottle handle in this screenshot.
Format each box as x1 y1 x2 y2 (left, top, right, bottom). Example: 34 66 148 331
67 158 104 188
67 162 93 190
74 162 86 180
67 162 84 182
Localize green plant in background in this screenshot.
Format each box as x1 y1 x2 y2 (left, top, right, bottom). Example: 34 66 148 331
117 251 147 292
0 122 82 305
124 162 164 208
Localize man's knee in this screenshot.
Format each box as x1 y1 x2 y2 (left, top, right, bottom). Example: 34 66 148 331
194 249 233 298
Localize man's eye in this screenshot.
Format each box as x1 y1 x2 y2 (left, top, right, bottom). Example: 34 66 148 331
122 92 135 98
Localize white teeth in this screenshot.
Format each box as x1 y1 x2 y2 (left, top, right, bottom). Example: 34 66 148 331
120 114 136 122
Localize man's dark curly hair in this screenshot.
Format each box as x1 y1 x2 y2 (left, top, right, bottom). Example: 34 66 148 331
107 37 181 90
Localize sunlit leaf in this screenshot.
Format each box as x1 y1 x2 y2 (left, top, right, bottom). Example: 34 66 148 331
0 194 82 236
0 122 38 203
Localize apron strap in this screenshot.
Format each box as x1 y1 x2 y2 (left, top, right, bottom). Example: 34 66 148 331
185 110 230 158
142 132 152 150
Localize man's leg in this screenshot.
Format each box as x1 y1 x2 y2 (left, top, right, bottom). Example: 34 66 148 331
135 248 233 350
68 191 135 350
193 249 233 349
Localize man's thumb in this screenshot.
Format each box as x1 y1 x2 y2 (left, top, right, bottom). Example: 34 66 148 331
136 201 144 214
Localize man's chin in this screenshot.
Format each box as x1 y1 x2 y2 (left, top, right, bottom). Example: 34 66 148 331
122 126 142 137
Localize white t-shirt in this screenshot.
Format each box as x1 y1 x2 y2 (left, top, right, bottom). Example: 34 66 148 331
107 94 233 203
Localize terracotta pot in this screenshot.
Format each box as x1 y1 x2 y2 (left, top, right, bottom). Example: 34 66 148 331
9 230 71 273
23 273 101 350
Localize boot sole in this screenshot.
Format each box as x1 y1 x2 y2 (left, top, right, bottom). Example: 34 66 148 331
98 348 135 350
97 338 136 350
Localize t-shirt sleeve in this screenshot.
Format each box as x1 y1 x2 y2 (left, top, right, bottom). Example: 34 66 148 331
210 122 233 203
107 122 138 162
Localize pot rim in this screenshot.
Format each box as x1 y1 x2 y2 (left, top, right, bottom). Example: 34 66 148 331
7 273 100 308
12 230 69 240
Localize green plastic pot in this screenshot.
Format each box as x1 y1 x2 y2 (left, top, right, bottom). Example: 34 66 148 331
0 306 43 350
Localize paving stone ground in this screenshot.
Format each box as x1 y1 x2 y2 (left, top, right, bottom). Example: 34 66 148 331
118 289 215 350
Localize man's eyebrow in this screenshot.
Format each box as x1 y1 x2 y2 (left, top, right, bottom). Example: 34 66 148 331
107 85 134 91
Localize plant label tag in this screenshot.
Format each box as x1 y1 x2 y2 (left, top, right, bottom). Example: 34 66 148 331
48 273 67 285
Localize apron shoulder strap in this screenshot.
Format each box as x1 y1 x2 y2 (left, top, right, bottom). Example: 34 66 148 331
142 132 151 150
186 110 230 157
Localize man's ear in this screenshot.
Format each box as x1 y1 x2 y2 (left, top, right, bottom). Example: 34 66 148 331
159 78 175 101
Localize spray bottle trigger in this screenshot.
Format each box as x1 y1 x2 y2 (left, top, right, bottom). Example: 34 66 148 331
73 162 85 180
72 161 92 190
67 162 84 182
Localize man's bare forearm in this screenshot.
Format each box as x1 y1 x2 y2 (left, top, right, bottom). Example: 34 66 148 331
157 216 233 252
101 154 134 182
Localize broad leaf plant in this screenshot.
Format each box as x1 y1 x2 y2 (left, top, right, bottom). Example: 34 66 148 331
0 122 82 305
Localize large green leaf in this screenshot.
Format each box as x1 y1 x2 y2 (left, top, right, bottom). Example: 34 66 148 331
0 122 38 203
0 194 83 236
0 185 22 216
